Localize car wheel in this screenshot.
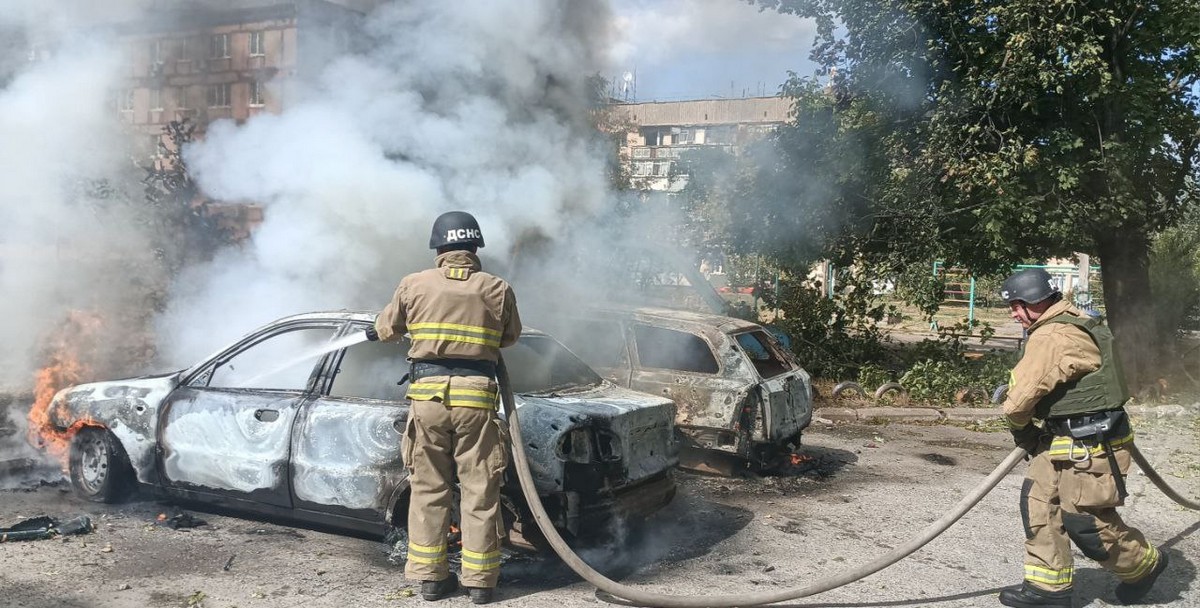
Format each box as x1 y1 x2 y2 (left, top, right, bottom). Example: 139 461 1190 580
69 427 135 503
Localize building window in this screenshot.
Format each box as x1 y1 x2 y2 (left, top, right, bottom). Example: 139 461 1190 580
249 31 265 56
210 34 229 59
176 87 190 110
150 39 164 64
148 135 162 157
149 88 163 111
654 162 671 177
631 147 651 159
177 38 190 62
632 161 653 177
249 80 265 106
674 128 693 145
117 89 134 112
207 83 231 108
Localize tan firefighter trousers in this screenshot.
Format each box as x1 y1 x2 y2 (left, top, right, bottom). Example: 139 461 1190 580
402 399 508 588
1021 435 1160 592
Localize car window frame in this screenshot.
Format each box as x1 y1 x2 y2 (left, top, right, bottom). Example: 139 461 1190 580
629 321 723 376
183 320 348 394
316 321 412 404
730 329 796 380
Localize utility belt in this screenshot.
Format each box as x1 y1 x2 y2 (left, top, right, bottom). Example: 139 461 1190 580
1045 408 1131 499
409 358 497 382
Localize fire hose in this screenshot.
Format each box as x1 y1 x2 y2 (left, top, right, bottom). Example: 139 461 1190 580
496 358 1198 607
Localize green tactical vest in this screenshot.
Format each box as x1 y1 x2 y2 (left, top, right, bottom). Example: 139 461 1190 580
1018 314 1130 419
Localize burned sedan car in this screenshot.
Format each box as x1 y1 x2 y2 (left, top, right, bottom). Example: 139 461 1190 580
38 312 678 540
538 306 812 471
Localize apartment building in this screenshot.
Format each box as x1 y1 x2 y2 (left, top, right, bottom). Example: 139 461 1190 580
111 0 379 162
609 96 792 192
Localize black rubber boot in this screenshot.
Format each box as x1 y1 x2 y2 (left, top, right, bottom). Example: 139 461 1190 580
1115 550 1169 604
998 582 1073 608
467 587 495 605
421 573 459 601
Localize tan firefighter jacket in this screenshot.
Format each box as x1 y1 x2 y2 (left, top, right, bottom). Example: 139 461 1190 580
1001 300 1103 429
374 250 521 409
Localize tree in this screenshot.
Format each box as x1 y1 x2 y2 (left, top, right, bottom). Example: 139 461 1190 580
142 119 228 276
748 0 1200 388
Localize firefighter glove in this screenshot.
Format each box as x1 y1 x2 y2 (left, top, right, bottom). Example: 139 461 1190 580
364 326 380 342
1010 423 1042 454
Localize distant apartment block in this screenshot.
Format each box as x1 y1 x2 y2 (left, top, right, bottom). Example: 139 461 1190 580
111 0 378 163
609 96 792 192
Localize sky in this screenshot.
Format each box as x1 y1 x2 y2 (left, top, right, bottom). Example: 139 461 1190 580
607 0 820 101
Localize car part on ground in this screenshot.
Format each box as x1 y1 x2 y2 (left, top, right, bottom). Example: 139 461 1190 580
0 515 93 542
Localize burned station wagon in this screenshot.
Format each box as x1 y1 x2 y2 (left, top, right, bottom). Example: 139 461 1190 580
37 312 679 541
539 306 813 472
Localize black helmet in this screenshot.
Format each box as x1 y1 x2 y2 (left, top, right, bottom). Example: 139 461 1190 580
429 211 485 249
1000 268 1060 304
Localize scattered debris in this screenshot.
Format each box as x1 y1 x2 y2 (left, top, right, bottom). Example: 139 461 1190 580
222 554 237 571
101 542 114 553
164 512 207 530
244 527 304 539
0 515 93 542
186 590 207 607
384 588 415 600
117 584 132 591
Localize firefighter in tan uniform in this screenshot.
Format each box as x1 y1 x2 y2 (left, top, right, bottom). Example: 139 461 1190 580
366 211 521 605
996 268 1167 608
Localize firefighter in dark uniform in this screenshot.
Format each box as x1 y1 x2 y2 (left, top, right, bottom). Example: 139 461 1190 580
997 268 1168 607
366 211 521 605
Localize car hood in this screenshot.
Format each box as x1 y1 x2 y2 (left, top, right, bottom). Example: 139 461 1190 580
514 381 674 416
51 372 181 484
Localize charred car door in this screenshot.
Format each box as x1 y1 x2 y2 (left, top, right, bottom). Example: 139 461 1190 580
627 323 749 453
290 326 411 530
733 330 812 444
157 323 340 508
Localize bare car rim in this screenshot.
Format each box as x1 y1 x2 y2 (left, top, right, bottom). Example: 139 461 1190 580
77 432 110 494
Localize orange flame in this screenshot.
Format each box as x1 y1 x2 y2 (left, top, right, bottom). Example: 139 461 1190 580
25 311 103 469
790 453 811 466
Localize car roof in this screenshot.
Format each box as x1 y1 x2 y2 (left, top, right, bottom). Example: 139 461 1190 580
572 305 764 334
272 310 549 337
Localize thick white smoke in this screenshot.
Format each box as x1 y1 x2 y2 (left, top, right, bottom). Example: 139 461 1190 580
0 1 164 472
0 3 158 388
161 1 617 365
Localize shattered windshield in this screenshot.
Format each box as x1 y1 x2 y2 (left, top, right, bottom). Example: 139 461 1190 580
504 335 603 394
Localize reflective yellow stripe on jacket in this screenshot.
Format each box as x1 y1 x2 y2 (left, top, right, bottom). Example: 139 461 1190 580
1047 430 1134 458
408 322 503 348
405 382 498 410
461 548 502 571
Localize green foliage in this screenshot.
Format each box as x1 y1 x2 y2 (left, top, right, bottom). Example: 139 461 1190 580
1149 218 1200 338
856 363 893 390
898 350 1015 404
748 0 1200 387
771 266 895 378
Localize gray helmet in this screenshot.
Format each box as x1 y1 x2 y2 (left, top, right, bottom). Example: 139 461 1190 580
429 211 484 249
1000 268 1060 304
